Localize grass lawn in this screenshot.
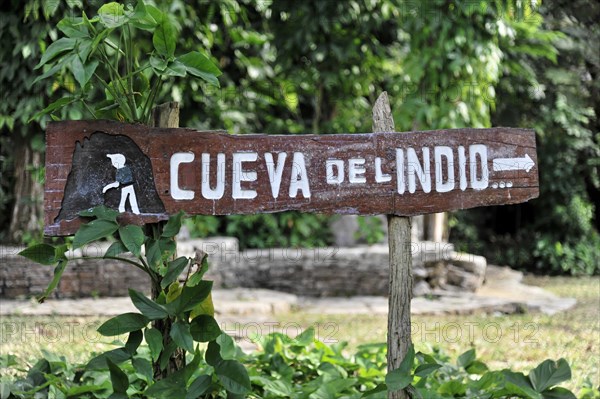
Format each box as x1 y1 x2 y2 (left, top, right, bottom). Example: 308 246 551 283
1 275 598 395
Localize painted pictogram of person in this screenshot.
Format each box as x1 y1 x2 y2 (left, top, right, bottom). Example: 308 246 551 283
103 153 140 214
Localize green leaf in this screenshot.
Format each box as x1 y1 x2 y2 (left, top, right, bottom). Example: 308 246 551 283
153 16 176 58
145 239 162 270
144 369 187 398
190 292 214 318
129 289 170 320
293 327 315 347
362 383 387 397
86 348 130 370
503 370 541 399
167 281 213 315
215 360 251 395
132 357 153 381
187 254 209 287
28 95 77 121
216 333 236 360
73 219 119 249
119 225 145 257
457 348 476 369
178 51 221 87
57 17 89 38
185 375 211 399
130 1 158 30
105 241 128 258
541 387 577 399
164 59 186 77
125 330 143 355
263 379 294 397
205 340 222 366
190 315 221 342
162 211 185 238
98 2 127 28
79 205 119 222
145 328 163 361
171 321 194 352
19 244 57 265
529 359 572 393
438 380 466 396
414 363 441 377
98 313 149 336
386 345 415 391
35 37 77 69
466 360 489 375
107 358 129 394
70 56 98 88
37 259 68 302
161 257 189 289
150 55 168 73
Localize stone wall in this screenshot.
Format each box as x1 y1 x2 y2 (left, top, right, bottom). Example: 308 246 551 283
1 239 486 299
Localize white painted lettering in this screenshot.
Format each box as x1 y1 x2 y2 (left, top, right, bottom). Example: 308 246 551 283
170 152 195 200
326 159 344 185
458 146 467 191
348 158 367 184
289 152 311 198
434 146 455 193
201 153 225 200
407 147 431 193
396 149 405 194
232 152 257 199
265 152 287 199
469 144 489 190
375 157 391 183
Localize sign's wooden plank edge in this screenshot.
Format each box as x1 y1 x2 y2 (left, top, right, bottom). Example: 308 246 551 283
44 120 539 236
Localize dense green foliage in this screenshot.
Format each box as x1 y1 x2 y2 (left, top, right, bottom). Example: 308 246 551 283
2 0 598 273
2 329 584 398
450 1 600 275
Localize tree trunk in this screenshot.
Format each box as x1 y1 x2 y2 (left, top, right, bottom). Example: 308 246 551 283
8 135 44 243
149 102 186 379
372 92 412 399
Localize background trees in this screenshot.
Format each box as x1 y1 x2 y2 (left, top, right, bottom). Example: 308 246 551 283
2 0 597 274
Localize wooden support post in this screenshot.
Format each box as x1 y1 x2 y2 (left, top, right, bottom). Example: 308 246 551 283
372 92 413 399
150 101 184 378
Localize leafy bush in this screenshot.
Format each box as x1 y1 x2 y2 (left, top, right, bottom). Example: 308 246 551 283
2 329 582 398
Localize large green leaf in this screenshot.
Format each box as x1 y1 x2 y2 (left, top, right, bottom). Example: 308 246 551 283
215 360 251 395
129 289 170 320
457 348 476 369
19 244 57 265
57 17 90 38
145 239 161 270
170 321 194 352
529 359 572 393
97 313 149 336
385 345 415 391
144 369 187 398
86 348 130 370
70 56 98 88
119 225 145 257
161 211 185 238
105 241 128 258
79 206 119 222
107 358 129 394
152 16 176 58
163 59 186 77
98 2 128 28
35 37 77 68
541 387 577 399
28 95 77 121
73 219 118 249
185 375 211 399
145 328 163 361
161 257 189 289
125 330 143 354
178 51 221 87
190 315 221 343
167 281 213 315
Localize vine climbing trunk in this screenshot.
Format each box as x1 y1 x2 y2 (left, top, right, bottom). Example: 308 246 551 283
372 92 413 399
149 102 186 379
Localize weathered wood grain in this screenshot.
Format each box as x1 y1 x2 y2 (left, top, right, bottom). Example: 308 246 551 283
44 120 539 236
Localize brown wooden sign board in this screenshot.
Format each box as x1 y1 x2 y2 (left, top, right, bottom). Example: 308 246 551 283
44 120 539 236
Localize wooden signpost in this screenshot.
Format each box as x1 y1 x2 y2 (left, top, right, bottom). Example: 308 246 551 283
45 116 538 236
43 94 539 398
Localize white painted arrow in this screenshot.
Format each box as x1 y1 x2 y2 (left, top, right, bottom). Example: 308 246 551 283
493 154 535 173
